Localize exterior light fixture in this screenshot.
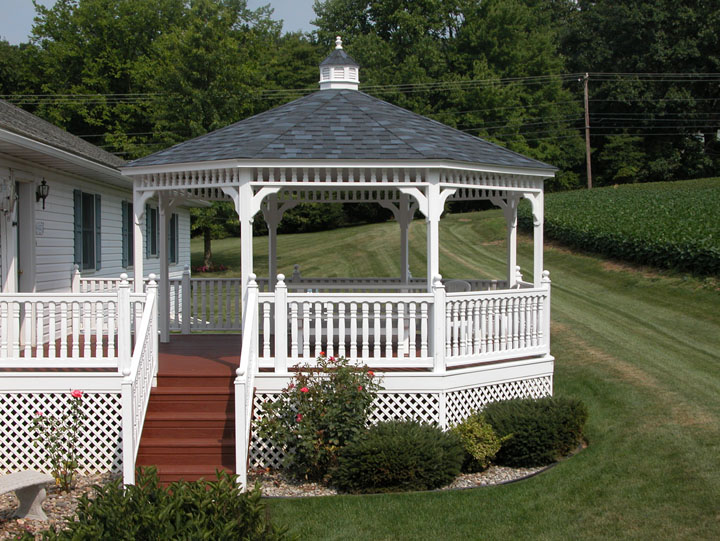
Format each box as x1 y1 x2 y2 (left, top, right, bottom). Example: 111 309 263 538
36 178 49 209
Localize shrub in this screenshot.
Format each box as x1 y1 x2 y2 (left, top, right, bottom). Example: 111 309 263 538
483 396 588 467
450 413 504 472
332 420 464 493
257 354 382 482
22 468 289 540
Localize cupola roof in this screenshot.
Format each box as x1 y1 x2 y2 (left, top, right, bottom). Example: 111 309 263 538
319 37 359 91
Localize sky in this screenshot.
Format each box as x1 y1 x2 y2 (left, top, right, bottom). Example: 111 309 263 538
0 0 317 44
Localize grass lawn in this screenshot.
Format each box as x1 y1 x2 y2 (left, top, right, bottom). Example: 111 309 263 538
192 210 720 540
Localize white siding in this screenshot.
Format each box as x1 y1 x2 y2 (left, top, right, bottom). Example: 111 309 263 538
0 154 191 294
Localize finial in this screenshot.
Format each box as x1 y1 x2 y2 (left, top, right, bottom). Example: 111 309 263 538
335 36 343 49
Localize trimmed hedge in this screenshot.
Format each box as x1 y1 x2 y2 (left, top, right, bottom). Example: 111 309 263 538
518 178 720 275
332 421 464 494
483 396 588 467
22 468 289 541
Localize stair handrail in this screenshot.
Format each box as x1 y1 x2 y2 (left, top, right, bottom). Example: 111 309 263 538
120 274 159 486
235 274 259 489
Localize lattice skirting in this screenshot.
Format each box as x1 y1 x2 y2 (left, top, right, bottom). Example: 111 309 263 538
0 392 122 475
249 375 553 469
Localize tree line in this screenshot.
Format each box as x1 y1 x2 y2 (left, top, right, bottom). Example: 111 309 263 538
1 0 718 249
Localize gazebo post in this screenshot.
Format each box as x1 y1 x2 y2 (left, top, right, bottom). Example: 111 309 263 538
399 194 414 283
426 183 441 292
527 192 544 287
158 192 170 342
238 182 255 303
262 194 280 293
505 195 519 288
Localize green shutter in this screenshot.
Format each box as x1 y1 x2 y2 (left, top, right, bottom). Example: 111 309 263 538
73 190 82 268
145 204 150 259
121 201 128 268
95 194 101 270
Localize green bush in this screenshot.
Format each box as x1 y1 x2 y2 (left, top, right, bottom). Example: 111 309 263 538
517 178 720 275
450 413 504 472
23 468 289 540
257 354 382 482
332 420 464 494
483 396 588 467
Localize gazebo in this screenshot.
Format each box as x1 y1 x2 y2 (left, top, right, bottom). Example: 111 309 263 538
121 38 556 485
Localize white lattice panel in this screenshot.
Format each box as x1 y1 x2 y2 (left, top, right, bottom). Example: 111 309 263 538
0 392 122 475
369 393 440 426
445 376 552 427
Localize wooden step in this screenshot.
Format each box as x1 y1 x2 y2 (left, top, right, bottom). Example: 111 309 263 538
147 465 235 484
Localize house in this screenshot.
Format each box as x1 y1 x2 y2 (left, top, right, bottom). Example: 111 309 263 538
2 39 555 488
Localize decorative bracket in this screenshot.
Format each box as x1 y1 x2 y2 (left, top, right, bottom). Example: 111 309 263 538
133 189 156 223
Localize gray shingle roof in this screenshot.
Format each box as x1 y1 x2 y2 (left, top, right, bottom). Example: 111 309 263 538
126 90 554 171
0 99 125 169
320 48 359 67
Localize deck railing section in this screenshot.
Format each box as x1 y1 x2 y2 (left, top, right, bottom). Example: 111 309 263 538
120 277 159 485
0 281 147 369
235 275 260 490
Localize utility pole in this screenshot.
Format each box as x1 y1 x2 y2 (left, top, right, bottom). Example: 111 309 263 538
583 73 592 189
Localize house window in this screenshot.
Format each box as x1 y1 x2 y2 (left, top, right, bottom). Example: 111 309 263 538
146 205 159 258
168 213 179 264
121 201 134 268
73 190 101 271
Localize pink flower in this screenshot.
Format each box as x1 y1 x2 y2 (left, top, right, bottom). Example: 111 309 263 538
357 385 363 391
329 356 336 362
35 411 43 417
300 387 309 393
296 413 303 422
288 383 295 390
71 390 83 398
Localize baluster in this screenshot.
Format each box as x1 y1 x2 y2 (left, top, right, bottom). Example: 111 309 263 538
209 280 216 329
96 301 103 358
200 280 207 329
0 301 6 358
83 301 91 358
537 293 544 347
225 282 231 330
191 280 199 330
314 302 322 357
302 302 310 358
233 281 240 328
263 301 271 357
489 298 497 352
385 302 400 358
61 302 69 357
420 302 428 358
326 302 334 358
36 302 44 359
472 300 480 354
460 301 467 356
373 302 381 358
532 296 539 346
408 302 417 358
338 302 346 358
350 302 358 359
108 302 116 358
398 302 406 357
512 297 519 350
11 302 20 357
48 302 56 359
69 302 79 357
361 302 369 358
290 301 299 359
23 301 32 358
446 301 453 358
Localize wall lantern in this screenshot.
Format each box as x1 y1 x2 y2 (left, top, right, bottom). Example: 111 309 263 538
36 179 49 209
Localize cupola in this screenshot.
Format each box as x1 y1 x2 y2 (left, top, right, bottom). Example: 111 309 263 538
319 36 360 91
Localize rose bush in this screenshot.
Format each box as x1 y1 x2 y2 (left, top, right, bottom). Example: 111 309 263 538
257 354 382 482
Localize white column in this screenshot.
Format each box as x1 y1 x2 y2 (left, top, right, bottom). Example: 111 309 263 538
238 183 254 303
505 196 519 288
399 193 412 283
262 194 280 292
528 192 544 287
426 183 441 292
132 188 146 294
158 193 170 343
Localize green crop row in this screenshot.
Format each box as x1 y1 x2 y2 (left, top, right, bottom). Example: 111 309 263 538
518 178 720 275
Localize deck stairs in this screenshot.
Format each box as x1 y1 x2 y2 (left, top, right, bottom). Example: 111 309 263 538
136 335 246 484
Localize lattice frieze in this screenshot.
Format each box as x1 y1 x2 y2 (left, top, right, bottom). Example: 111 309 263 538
0 392 122 475
445 376 552 427
440 171 542 191
275 188 403 204
253 167 425 184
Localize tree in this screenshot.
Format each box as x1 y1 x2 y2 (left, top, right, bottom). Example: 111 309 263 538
190 202 239 268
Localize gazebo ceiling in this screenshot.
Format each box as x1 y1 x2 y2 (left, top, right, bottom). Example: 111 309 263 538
126 90 554 173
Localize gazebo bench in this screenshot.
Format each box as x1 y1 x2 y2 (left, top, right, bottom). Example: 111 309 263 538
0 470 54 520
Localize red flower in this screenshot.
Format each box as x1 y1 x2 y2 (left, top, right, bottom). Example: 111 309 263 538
319 351 326 357
368 370 374 377
296 413 303 422
288 383 295 390
329 356 336 362
71 389 83 398
357 385 363 391
300 387 309 393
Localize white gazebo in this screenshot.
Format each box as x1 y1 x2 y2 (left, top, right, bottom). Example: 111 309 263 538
119 37 556 485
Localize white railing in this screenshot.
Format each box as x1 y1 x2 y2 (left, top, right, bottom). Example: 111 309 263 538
235 275 259 490
250 272 551 373
121 276 159 486
0 285 146 370
168 273 242 332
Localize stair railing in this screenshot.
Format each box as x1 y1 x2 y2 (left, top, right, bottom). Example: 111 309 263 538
235 274 259 489
120 274 159 485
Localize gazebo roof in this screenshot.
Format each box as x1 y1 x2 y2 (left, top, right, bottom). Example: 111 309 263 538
126 89 554 172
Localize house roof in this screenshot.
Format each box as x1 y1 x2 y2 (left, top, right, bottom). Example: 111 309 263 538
0 99 125 169
126 89 554 171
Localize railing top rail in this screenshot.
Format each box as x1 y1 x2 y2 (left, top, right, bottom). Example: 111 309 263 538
186 277 243 283
0 292 118 300
237 285 259 378
280 292 434 302
445 287 548 299
125 288 157 379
